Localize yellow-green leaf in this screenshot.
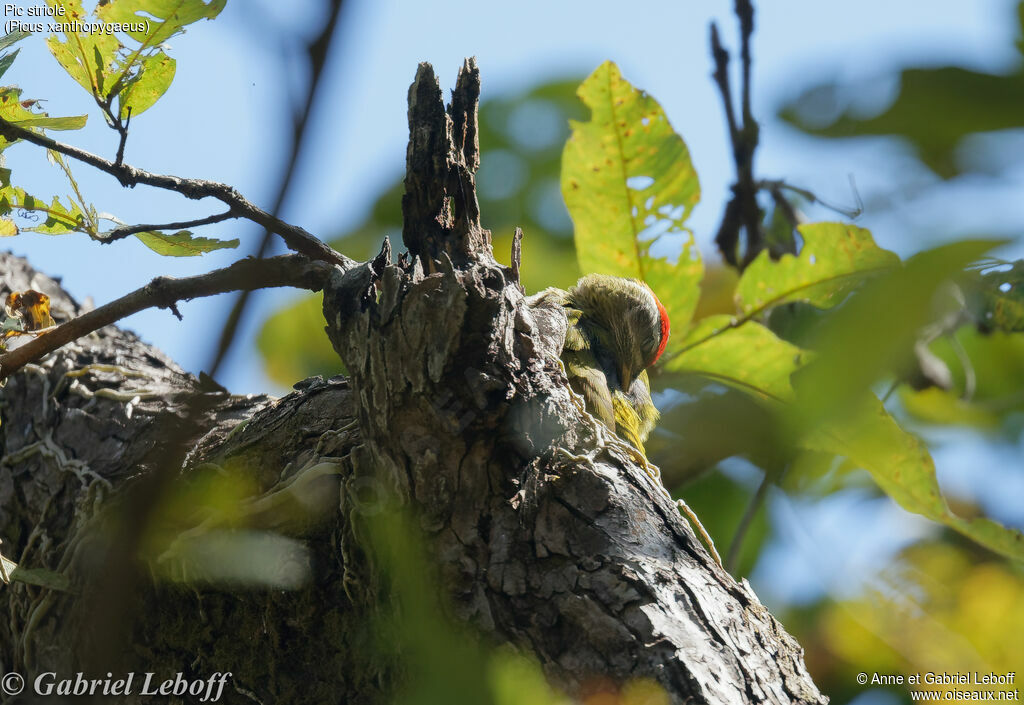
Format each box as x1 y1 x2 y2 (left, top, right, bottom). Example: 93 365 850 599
117 50 176 118
736 222 899 316
562 61 702 340
805 395 1024 562
665 315 808 402
97 0 226 46
134 229 238 256
0 88 87 150
0 218 16 236
45 4 123 98
10 114 88 130
1 187 87 234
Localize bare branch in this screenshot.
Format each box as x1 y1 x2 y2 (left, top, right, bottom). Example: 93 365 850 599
737 0 755 128
0 254 340 382
100 209 239 243
710 4 763 269
710 24 738 144
0 118 351 268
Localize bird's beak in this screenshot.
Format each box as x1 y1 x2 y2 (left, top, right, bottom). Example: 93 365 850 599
619 363 633 390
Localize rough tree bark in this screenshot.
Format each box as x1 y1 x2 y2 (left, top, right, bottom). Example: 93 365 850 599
0 60 827 704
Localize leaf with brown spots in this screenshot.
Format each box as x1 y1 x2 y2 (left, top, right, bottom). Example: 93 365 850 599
562 61 702 351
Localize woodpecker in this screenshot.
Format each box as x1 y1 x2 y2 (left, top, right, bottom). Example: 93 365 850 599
528 274 670 453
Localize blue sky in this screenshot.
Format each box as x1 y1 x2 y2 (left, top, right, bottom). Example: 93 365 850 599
4 0 1021 615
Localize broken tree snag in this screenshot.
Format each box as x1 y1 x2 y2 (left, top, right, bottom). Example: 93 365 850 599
402 58 493 269
323 61 827 704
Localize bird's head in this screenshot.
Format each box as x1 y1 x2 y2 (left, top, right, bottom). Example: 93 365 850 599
569 274 670 389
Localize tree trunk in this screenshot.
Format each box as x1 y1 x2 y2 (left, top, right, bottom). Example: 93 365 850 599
0 60 826 705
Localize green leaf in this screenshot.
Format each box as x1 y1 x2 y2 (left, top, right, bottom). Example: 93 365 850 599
967 260 1024 333
0 29 31 53
97 0 227 46
117 50 176 118
0 218 16 236
804 395 1024 562
0 186 87 234
134 229 239 256
0 47 19 81
7 114 88 130
0 88 87 151
665 315 808 402
45 0 222 118
562 61 703 340
736 222 899 316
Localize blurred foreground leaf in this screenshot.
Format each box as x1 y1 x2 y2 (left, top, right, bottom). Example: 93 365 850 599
791 240 1001 425
779 67 1024 180
154 529 311 589
778 1 1024 180
822 542 1024 690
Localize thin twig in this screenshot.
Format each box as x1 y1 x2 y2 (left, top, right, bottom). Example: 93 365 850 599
100 209 239 243
206 0 347 378
737 0 755 128
756 178 863 220
0 255 341 382
710 24 738 143
726 464 781 573
0 118 350 269
113 106 132 168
